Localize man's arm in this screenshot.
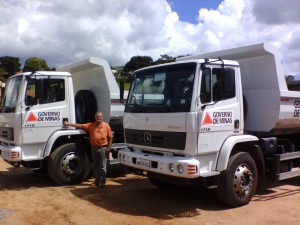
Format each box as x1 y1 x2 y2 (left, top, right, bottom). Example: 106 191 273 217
106 136 112 153
64 121 84 129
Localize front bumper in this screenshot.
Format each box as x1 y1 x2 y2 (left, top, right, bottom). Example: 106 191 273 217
0 144 22 162
118 148 201 179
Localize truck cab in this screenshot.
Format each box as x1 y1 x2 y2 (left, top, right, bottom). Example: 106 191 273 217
0 71 74 168
0 57 126 185
119 59 244 178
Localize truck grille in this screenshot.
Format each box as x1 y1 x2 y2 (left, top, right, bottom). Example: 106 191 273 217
0 127 14 141
125 128 186 150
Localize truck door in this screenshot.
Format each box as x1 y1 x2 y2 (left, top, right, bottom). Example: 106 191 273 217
197 66 242 154
21 76 69 146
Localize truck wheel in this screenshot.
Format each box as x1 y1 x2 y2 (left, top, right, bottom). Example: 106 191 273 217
47 143 91 185
148 177 173 189
75 90 97 123
217 152 257 207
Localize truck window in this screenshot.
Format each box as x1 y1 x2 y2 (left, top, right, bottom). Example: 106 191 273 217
25 78 65 105
201 67 235 103
25 79 37 105
126 63 196 113
0 75 22 112
200 68 212 103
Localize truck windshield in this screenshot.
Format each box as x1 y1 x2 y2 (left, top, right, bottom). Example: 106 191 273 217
126 63 196 113
0 75 23 113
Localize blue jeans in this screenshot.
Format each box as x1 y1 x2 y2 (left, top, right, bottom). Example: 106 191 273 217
90 146 107 185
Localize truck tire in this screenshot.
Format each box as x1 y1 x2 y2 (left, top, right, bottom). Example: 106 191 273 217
47 143 91 185
75 90 97 123
217 152 257 207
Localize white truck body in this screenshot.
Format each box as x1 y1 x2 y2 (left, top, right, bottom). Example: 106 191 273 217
0 57 126 185
58 57 125 122
178 43 300 134
119 43 300 207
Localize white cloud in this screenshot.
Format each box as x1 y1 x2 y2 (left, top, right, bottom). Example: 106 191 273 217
167 0 300 76
253 0 300 25
0 0 299 77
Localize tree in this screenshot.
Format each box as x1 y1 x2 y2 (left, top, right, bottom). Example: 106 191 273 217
153 54 175 65
23 57 50 72
123 56 153 73
0 56 21 78
176 54 192 59
285 75 295 81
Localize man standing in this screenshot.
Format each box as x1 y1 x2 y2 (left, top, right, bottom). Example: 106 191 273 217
64 112 112 188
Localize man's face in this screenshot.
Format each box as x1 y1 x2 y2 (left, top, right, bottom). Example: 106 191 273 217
95 113 103 123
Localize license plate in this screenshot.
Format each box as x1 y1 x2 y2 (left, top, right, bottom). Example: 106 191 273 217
136 158 150 168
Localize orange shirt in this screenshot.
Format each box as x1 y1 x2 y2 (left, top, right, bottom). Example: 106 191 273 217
82 122 112 147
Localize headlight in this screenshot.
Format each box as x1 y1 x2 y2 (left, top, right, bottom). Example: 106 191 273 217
118 153 125 162
177 164 184 174
169 163 175 172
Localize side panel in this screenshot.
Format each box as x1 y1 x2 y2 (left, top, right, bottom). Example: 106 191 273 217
43 129 87 157
216 135 259 171
21 76 71 160
197 66 243 155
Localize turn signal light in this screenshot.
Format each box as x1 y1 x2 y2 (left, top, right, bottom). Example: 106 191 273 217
188 165 197 175
11 152 19 159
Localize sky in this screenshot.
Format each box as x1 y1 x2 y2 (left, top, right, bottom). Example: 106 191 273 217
1 0 300 77
167 0 221 24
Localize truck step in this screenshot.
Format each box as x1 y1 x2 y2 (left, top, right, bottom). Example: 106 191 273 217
111 143 127 149
273 152 300 180
276 169 300 180
108 159 120 165
274 151 300 161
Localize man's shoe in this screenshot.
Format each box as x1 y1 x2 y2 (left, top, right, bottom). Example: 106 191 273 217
91 182 100 187
100 183 105 188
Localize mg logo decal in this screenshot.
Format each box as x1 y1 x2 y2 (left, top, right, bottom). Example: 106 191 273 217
144 132 152 144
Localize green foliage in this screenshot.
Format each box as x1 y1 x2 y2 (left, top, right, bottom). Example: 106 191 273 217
123 56 153 73
122 54 177 74
121 54 177 82
153 54 175 65
286 75 295 81
117 81 130 90
23 57 50 72
0 56 21 78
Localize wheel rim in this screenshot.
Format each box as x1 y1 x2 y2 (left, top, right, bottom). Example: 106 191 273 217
61 152 83 176
233 163 254 199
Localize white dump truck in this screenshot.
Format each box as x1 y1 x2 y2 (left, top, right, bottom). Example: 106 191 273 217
0 57 126 185
119 42 300 207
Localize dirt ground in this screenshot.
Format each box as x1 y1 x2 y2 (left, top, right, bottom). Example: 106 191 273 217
0 159 300 225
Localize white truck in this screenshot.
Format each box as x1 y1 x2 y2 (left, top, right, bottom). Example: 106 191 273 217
0 57 126 185
118 42 300 207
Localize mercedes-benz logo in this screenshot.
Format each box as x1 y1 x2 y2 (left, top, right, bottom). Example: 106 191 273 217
144 132 152 144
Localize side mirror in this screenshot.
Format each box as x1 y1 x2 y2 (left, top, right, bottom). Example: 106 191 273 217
25 96 37 106
120 79 124 101
35 79 43 100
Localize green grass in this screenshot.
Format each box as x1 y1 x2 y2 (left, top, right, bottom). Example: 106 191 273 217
124 82 130 90
117 81 130 90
